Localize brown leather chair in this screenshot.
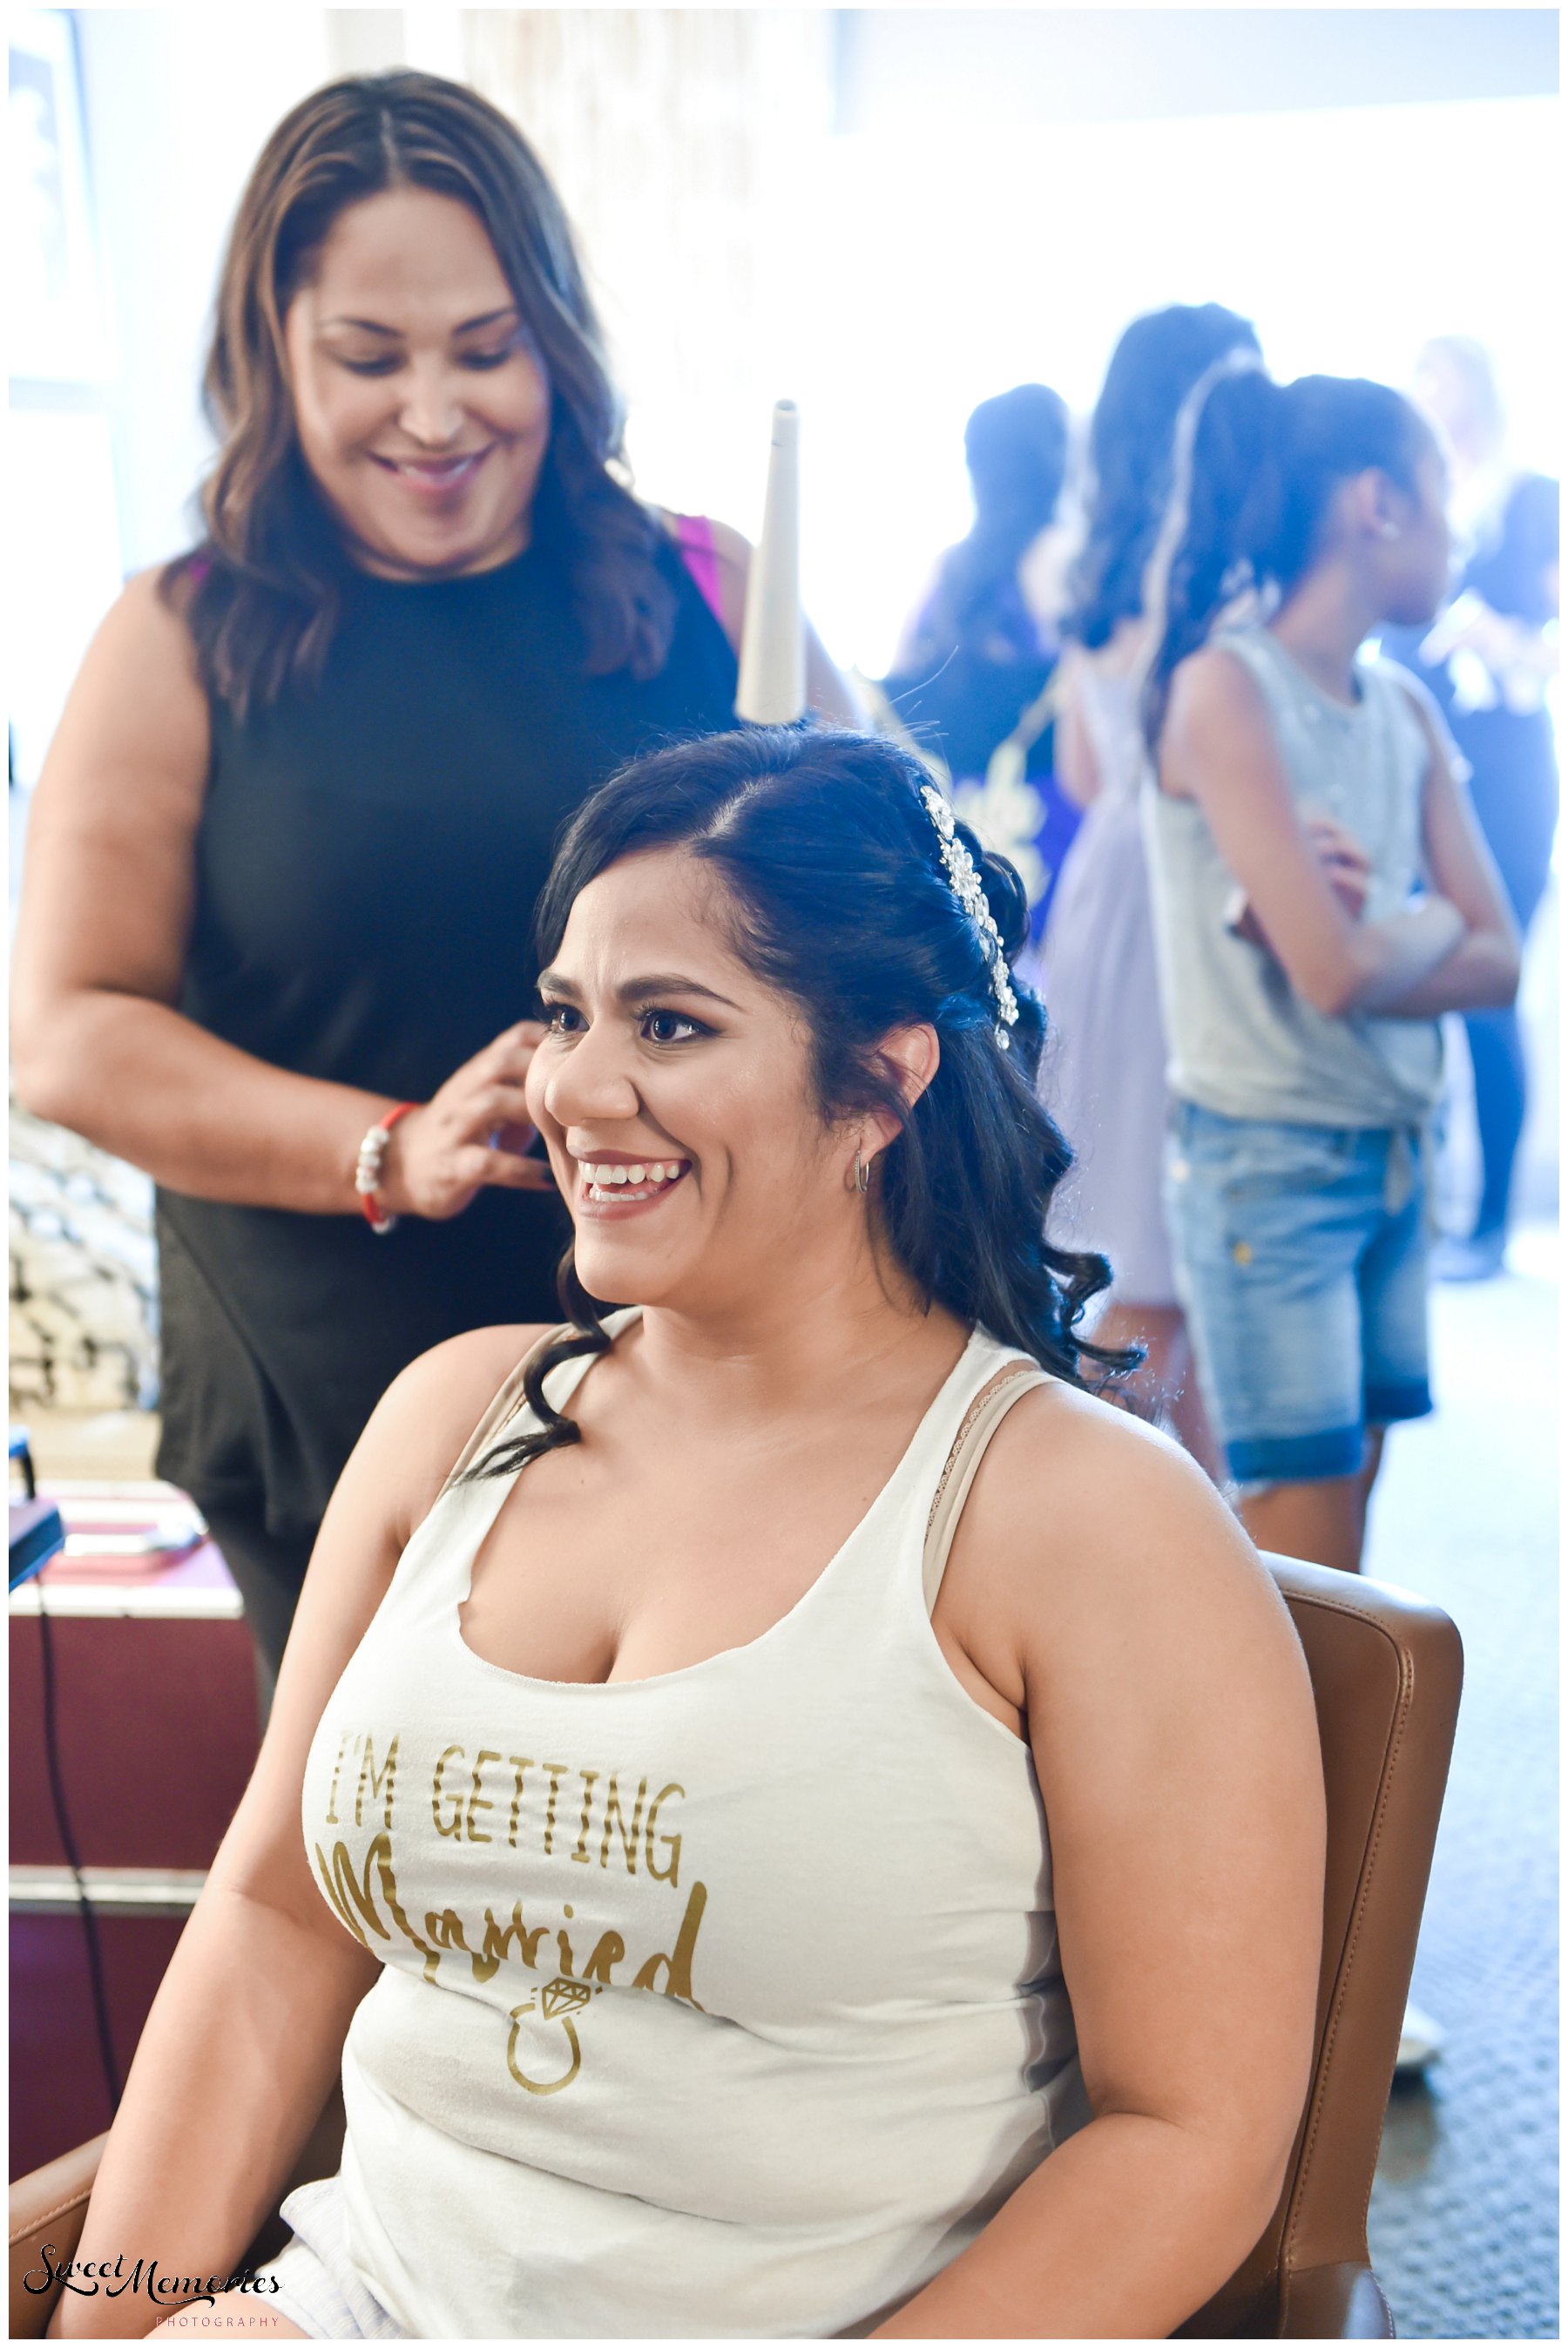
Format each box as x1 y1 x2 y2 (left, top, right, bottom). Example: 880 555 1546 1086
10 1554 1461 2340
1176 1554 1462 2337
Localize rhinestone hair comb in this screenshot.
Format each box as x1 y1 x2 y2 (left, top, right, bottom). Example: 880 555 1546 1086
919 785 1021 1048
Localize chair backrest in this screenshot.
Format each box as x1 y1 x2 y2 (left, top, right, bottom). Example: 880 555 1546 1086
1180 1554 1463 2337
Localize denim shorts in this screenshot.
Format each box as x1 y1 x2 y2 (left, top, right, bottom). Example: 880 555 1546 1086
1165 1100 1434 1486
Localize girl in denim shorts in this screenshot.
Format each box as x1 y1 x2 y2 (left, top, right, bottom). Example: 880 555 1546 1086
1140 361 1519 1573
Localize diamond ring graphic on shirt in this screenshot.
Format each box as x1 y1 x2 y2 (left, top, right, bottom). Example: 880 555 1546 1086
507 1976 592 2095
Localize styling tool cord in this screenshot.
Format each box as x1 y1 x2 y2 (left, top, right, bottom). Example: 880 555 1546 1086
37 1584 123 2111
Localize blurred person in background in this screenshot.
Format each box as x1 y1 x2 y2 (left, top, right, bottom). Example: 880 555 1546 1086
10 70 856 1701
1382 335 1559 1281
1143 361 1518 1587
1145 363 1521 2081
878 384 1082 936
1036 304 1260 1472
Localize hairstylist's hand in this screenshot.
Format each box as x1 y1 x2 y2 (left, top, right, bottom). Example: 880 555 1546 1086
377 1021 555 1221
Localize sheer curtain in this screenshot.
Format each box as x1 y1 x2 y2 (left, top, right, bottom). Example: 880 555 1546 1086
463 9 834 537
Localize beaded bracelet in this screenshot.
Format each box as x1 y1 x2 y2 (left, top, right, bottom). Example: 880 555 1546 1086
355 1102 420 1234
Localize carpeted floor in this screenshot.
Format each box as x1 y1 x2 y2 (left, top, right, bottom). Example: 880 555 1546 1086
1363 1224 1558 2339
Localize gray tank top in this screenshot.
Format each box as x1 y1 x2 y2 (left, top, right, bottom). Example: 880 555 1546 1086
1141 627 1443 1128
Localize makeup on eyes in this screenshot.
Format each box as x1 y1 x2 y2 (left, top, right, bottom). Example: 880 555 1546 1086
536 969 742 1014
336 348 518 376
541 999 713 1046
326 325 524 369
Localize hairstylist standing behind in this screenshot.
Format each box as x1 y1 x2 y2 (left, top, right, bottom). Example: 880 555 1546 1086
11 71 855 1694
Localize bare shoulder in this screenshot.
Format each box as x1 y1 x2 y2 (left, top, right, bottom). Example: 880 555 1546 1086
1376 656 1464 770
970 1375 1244 1554
391 1317 556 1410
95 564 206 683
1169 639 1271 729
364 1322 558 1533
242 1322 561 1763
1373 648 1436 716
37 565 209 809
1161 642 1283 802
950 1376 1296 1670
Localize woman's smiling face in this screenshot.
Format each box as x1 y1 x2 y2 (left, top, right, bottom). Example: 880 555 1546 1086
527 849 851 1310
282 184 551 580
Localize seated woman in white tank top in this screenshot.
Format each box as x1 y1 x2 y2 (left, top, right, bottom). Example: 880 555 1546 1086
69 727 1324 2343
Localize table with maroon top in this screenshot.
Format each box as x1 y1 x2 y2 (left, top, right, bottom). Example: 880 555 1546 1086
9 1486 260 2175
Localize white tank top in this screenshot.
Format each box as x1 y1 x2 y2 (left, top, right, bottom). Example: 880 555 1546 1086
301 1313 1087 2338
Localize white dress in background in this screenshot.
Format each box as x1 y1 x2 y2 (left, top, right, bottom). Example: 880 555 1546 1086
1037 643 1178 1307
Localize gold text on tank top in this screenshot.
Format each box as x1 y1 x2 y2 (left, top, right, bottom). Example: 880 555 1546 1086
314 1729 708 2097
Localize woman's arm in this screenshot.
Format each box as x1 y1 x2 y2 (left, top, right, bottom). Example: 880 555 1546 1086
1362 684 1521 1018
878 1396 1324 2338
1159 647 1468 1018
51 1325 550 2340
703 518 867 726
10 575 549 1217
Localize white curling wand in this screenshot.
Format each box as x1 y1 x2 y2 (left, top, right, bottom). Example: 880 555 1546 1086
734 399 805 724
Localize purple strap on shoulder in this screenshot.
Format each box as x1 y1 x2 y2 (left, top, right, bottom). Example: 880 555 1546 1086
672 514 726 633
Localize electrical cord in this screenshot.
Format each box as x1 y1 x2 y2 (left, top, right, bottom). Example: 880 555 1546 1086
36 1581 123 2113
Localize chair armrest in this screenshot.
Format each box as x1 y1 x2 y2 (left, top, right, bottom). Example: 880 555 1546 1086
10 2135 106 2339
8 2083 345 2334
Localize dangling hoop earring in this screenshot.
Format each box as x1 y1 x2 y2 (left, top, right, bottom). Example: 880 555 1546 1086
854 1146 870 1195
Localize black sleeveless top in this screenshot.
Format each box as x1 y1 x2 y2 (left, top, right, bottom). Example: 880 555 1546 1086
155 529 738 1545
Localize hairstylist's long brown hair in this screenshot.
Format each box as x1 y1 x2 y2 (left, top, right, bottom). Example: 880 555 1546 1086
164 71 676 716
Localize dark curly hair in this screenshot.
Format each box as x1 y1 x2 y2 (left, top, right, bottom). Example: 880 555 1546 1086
1066 303 1260 652
468 725 1135 1480
163 71 676 715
